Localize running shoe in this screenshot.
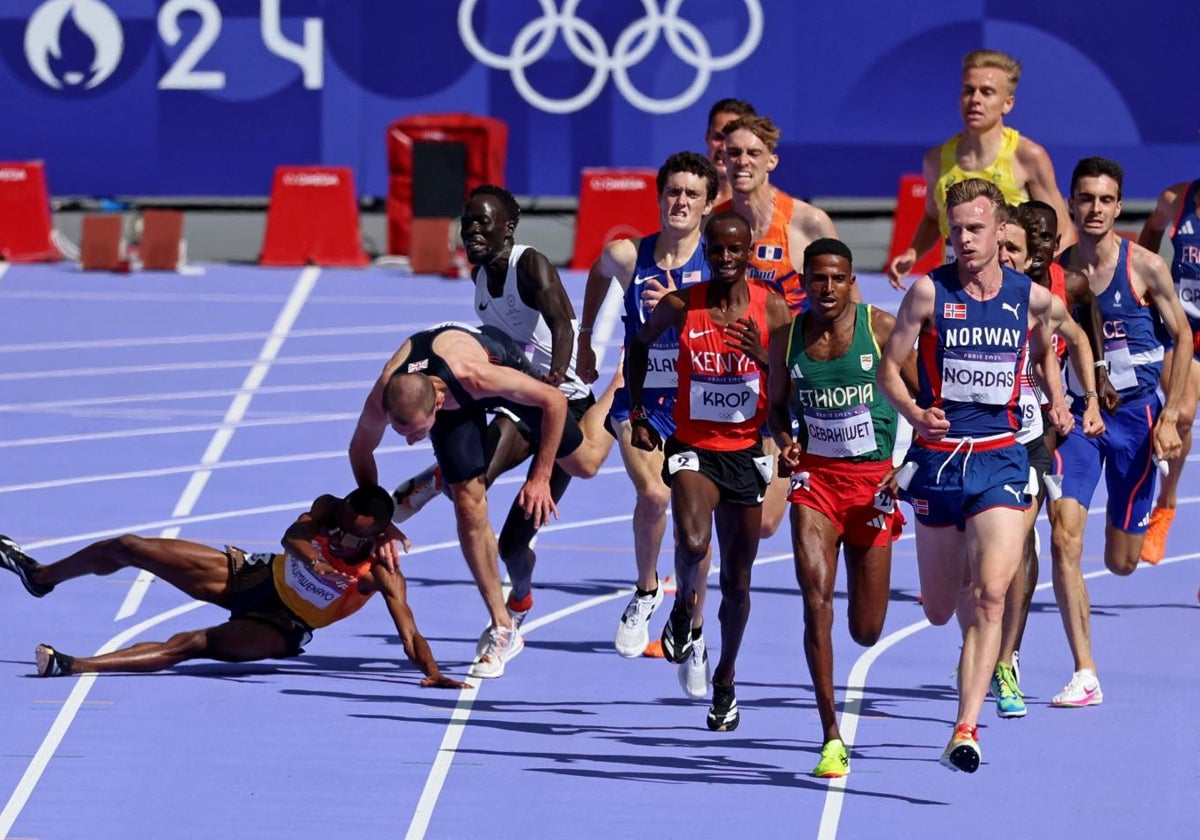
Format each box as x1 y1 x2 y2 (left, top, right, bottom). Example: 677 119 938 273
468 625 525 679
678 632 710 699
615 585 664 658
1050 668 1103 708
642 639 665 658
0 536 52 597
991 661 1026 719
813 738 850 778
707 682 739 731
475 594 533 657
35 644 73 677
662 574 677 595
1139 506 1174 565
391 465 444 524
939 723 981 773
659 599 692 664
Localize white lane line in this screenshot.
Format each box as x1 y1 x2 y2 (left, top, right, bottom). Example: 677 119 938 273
0 323 440 355
0 380 365 412
116 267 320 620
0 599 211 839
0 411 358 449
0 353 383 385
816 544 1200 839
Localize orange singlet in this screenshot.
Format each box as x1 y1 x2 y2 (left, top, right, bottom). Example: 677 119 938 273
273 534 374 628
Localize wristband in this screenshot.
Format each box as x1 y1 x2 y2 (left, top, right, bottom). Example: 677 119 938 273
1083 390 1098 401
629 405 650 423
578 326 593 336
1094 360 1108 370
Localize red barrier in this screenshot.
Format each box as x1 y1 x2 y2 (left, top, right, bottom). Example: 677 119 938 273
141 209 184 271
886 173 943 275
260 166 368 267
0 161 59 262
386 114 507 257
569 168 659 270
80 215 125 272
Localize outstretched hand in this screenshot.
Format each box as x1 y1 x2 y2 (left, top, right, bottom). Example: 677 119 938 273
421 673 473 690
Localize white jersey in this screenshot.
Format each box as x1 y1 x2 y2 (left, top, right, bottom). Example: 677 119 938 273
472 244 590 400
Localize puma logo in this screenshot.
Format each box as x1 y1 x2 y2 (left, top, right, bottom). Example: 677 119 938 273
1001 302 1021 320
1002 484 1024 502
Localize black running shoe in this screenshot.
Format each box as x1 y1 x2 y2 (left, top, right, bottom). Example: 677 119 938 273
0 535 52 597
659 599 692 664
35 644 74 678
707 682 740 732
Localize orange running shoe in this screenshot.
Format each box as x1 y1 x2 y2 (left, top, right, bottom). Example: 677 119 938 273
642 638 665 658
1139 506 1175 566
939 723 981 773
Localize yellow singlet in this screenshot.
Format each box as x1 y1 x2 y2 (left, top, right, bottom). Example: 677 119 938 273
934 126 1027 237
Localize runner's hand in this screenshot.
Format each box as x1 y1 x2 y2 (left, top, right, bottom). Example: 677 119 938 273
630 418 663 452
517 476 559 529
725 317 767 366
640 276 676 311
886 250 916 291
576 338 599 384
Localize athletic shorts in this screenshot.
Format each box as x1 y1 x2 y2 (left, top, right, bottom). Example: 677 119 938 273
225 548 313 656
608 385 677 440
661 436 773 507
432 396 587 486
787 456 904 547
1053 390 1160 532
901 438 1031 530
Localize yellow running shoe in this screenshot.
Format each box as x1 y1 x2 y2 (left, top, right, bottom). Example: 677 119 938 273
1140 506 1174 565
939 723 981 773
813 738 850 778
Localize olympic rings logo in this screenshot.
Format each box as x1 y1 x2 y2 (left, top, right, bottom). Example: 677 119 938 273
457 0 763 115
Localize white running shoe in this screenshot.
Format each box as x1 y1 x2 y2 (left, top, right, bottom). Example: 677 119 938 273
475 599 532 657
1050 668 1103 708
391 465 444 524
678 633 710 699
469 625 525 679
614 586 664 658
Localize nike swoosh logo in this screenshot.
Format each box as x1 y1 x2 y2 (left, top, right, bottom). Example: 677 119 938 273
478 301 488 311
688 329 714 339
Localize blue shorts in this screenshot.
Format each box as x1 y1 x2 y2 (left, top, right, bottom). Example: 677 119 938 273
901 438 1031 530
1053 390 1160 532
609 386 677 440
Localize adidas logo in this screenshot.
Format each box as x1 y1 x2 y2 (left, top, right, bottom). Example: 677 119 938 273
1182 220 1196 236
868 515 888 530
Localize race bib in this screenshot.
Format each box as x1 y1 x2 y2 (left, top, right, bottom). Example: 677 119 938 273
1104 338 1138 391
1015 388 1044 444
1179 276 1200 320
803 405 877 458
941 349 1018 404
689 375 760 423
645 345 679 389
666 449 700 475
752 454 774 484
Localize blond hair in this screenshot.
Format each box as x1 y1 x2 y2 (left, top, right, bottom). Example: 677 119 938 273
946 178 1006 218
962 50 1021 90
721 115 781 153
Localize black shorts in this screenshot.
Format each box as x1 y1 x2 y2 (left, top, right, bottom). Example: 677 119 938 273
661 436 772 507
432 394 589 486
225 548 312 656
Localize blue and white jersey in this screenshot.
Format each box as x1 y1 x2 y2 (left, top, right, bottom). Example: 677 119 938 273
1061 238 1163 399
916 263 1030 440
1169 180 1200 330
623 233 709 397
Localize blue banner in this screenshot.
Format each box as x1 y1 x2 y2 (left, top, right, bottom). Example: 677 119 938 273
2 0 1197 200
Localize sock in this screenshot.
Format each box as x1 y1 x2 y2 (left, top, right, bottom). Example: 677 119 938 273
690 625 703 640
507 592 534 613
635 586 658 598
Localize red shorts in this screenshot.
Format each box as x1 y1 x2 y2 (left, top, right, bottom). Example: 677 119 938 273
787 456 904 548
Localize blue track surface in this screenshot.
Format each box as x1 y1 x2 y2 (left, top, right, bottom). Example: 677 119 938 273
1 262 1197 839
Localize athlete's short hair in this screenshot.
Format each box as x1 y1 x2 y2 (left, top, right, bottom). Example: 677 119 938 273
656 151 719 203
995 203 1017 226
382 371 436 422
962 49 1022 90
706 98 756 130
803 238 853 272
345 484 396 525
705 210 751 242
468 184 521 226
721 115 781 153
1070 157 1124 200
1016 200 1058 236
945 178 1007 219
